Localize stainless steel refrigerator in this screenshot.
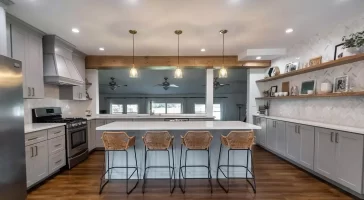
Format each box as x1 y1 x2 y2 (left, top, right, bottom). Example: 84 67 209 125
0 55 27 200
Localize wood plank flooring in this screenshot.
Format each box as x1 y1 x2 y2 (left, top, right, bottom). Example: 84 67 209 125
27 146 353 200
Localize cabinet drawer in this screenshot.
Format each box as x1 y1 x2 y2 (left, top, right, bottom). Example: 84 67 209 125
47 126 65 139
25 130 47 146
49 150 66 174
48 136 65 155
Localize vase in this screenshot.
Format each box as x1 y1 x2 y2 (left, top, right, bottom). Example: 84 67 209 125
265 109 269 116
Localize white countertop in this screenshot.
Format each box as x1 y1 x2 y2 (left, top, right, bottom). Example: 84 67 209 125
86 114 215 120
24 123 66 134
96 121 261 131
253 114 364 135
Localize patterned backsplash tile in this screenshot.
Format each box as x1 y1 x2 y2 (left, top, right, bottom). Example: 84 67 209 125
263 13 364 128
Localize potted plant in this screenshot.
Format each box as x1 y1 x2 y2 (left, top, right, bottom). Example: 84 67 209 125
342 31 364 54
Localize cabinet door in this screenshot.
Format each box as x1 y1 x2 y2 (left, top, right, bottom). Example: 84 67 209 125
33 141 49 184
25 145 34 188
314 128 336 179
335 131 363 193
11 25 29 97
26 33 44 98
95 120 105 148
266 119 276 151
299 125 315 170
254 117 260 144
285 122 300 162
259 118 267 146
275 121 286 156
87 120 96 151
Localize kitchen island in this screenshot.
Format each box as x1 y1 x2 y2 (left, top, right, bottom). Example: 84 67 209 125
96 121 261 179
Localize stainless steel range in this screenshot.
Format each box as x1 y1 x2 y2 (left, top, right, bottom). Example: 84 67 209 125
32 107 88 169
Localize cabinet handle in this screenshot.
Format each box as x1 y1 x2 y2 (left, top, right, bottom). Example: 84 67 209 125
55 159 62 164
53 131 62 135
330 132 334 142
335 133 339 143
30 147 34 158
35 146 38 157
28 87 31 96
298 126 300 134
27 137 39 141
55 144 62 147
32 88 35 96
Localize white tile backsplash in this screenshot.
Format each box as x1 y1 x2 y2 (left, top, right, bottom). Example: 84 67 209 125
266 12 364 128
24 84 91 124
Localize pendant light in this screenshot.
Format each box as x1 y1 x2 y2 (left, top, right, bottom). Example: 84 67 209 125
174 30 183 79
129 30 138 78
219 29 228 78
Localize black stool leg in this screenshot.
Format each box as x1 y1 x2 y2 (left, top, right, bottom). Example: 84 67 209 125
246 149 257 193
178 143 184 193
142 146 148 194
99 150 110 194
207 148 213 193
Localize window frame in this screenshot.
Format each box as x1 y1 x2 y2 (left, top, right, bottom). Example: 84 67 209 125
126 104 139 114
111 104 123 114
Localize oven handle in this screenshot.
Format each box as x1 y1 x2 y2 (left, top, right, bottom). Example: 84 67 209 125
67 126 87 133
70 148 88 159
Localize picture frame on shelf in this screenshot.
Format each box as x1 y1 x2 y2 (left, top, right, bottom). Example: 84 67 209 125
334 43 345 60
309 56 322 67
270 86 278 97
290 62 300 71
334 75 349 93
300 80 316 95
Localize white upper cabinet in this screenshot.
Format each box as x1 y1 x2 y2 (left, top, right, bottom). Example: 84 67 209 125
8 23 44 99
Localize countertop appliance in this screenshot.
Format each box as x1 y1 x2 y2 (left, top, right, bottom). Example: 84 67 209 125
0 55 27 200
32 107 88 169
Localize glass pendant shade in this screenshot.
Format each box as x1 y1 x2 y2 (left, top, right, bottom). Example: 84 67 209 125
219 66 228 78
174 67 183 79
129 65 138 78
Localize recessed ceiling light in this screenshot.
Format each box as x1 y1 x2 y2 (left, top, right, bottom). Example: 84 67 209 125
285 28 293 33
72 28 80 33
201 48 206 52
99 47 105 51
256 56 262 60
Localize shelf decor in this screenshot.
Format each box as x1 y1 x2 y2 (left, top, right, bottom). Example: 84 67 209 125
255 91 364 100
256 53 364 82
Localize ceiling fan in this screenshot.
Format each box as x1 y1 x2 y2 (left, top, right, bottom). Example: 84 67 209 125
203 77 230 90
100 77 127 91
155 77 179 90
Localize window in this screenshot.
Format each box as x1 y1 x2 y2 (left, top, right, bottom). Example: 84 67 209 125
111 104 123 114
213 104 221 120
127 104 138 114
151 102 166 114
194 104 206 114
194 103 222 120
167 103 182 114
151 102 182 114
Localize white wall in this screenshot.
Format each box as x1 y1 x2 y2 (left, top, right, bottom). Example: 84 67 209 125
86 69 99 116
246 68 265 123
265 12 364 128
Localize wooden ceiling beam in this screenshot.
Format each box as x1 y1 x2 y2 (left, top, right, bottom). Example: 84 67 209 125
85 56 271 69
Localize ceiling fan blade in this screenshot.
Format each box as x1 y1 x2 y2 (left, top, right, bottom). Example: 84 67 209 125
169 84 179 87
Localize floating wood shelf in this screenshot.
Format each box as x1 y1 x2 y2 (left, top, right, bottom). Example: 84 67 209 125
255 91 364 100
256 53 364 82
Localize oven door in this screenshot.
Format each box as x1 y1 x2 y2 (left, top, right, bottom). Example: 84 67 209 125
67 126 88 158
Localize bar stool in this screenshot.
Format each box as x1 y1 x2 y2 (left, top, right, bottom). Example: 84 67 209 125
179 131 213 193
217 130 257 193
142 131 175 193
99 132 139 195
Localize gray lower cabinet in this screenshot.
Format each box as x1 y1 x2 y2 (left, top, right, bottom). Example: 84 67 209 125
87 120 96 151
258 117 267 146
95 120 106 148
314 127 363 193
266 119 285 155
286 123 315 169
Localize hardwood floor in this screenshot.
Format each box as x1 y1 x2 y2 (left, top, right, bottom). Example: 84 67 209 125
27 146 353 200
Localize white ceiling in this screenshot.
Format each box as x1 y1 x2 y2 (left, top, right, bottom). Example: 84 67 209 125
6 0 364 56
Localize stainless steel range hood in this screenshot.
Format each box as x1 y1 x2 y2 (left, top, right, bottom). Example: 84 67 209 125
43 35 84 86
